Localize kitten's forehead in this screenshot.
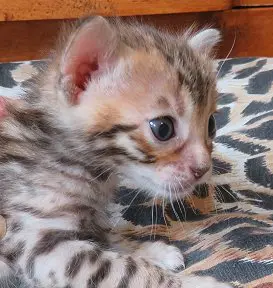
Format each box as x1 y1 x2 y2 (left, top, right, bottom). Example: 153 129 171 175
133 51 215 117
158 44 216 108
116 22 216 109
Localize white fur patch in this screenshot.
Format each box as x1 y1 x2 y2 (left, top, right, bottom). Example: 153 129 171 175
189 28 221 53
133 241 185 271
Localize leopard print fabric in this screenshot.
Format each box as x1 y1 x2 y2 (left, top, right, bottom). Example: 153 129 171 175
0 57 272 287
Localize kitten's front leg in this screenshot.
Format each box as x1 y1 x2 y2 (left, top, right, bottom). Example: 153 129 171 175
133 241 185 272
5 231 178 288
4 226 231 288
110 232 185 272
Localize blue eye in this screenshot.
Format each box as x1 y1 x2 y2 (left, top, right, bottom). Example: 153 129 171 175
208 114 216 138
149 117 174 141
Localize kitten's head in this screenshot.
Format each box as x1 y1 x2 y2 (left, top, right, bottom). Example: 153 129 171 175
44 16 220 198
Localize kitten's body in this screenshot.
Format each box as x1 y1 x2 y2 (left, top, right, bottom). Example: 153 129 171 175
0 17 231 287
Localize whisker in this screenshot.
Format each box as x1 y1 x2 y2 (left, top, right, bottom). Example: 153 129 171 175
154 194 158 240
216 31 237 79
215 185 225 203
212 166 231 176
206 184 219 214
217 184 238 203
184 182 201 215
212 164 230 170
171 183 186 230
117 188 140 200
162 184 170 240
212 165 231 173
175 177 189 219
150 195 156 240
214 186 229 214
211 170 238 203
90 165 115 182
113 189 141 227
169 183 183 225
105 169 116 183
173 176 187 221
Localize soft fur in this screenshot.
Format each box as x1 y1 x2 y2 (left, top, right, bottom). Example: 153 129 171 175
0 16 231 287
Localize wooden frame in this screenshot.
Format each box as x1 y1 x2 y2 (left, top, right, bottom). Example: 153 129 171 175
0 0 273 62
0 0 231 21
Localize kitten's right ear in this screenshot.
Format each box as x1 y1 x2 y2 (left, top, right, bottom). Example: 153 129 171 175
60 16 118 104
188 28 221 54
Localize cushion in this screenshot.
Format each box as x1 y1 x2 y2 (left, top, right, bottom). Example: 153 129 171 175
0 57 272 287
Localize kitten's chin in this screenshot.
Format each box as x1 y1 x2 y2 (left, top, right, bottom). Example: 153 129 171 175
146 173 212 200
144 181 195 200
143 177 211 200
119 168 210 200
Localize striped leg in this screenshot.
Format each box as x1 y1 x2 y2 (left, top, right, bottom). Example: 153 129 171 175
110 233 185 272
17 237 231 288
1 217 232 288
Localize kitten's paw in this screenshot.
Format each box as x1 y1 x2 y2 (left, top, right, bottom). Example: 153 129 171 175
134 241 185 272
181 275 232 288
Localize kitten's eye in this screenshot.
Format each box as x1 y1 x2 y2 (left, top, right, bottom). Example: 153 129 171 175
149 117 174 141
208 114 216 138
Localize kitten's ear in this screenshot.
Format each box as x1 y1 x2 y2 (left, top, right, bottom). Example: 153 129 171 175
188 28 221 53
60 16 118 104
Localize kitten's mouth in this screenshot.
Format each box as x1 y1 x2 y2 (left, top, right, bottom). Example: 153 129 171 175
129 173 200 199
168 183 195 196
154 181 196 200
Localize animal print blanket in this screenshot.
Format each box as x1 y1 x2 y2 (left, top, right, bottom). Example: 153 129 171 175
0 57 272 287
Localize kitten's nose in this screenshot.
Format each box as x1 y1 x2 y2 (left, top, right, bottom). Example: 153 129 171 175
190 166 210 180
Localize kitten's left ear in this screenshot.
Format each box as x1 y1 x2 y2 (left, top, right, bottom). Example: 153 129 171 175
188 28 221 53
59 16 119 104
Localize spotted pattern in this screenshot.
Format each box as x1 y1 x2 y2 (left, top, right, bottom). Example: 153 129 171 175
0 57 272 287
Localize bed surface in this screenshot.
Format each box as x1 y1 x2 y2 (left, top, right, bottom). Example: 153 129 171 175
0 57 273 287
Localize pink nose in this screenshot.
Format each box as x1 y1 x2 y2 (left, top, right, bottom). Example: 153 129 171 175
190 166 210 180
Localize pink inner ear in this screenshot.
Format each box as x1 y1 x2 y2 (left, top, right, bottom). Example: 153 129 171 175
68 61 99 105
75 61 99 90
61 34 102 104
60 17 118 105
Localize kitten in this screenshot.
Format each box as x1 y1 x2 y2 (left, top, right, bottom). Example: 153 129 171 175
0 16 231 288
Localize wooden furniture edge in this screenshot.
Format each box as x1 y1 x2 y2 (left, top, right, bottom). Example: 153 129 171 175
0 0 232 21
1 8 273 62
233 0 273 6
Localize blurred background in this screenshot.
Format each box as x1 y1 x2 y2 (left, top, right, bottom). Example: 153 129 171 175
0 0 273 62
